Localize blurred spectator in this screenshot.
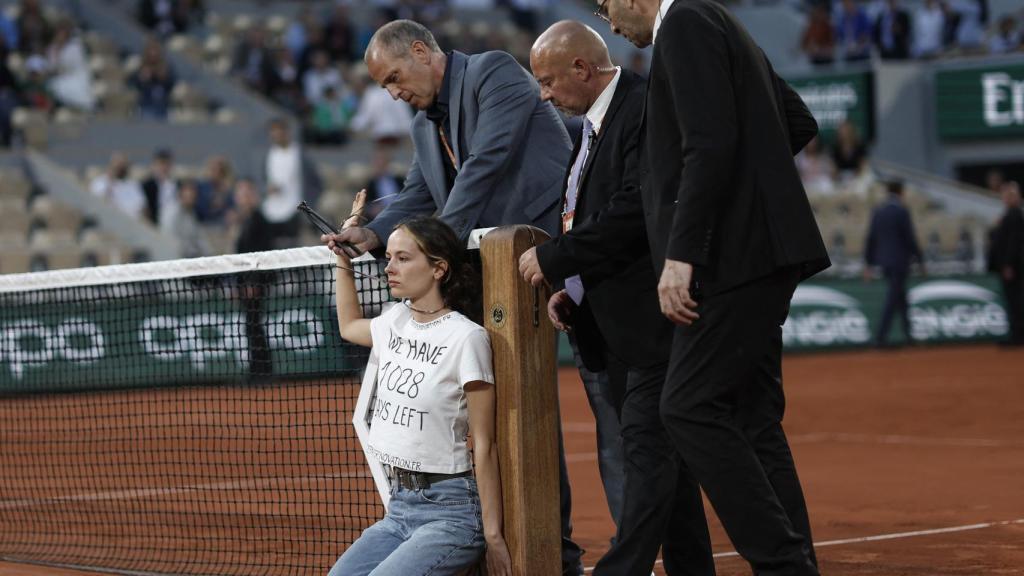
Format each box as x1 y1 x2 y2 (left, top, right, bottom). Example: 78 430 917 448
363 144 404 221
940 1 962 49
141 148 178 227
985 168 1006 194
0 36 20 146
138 0 204 39
835 0 872 61
950 0 984 50
284 6 313 60
232 27 280 96
90 153 146 219
303 49 344 106
163 179 212 258
506 0 549 34
988 15 1020 54
802 3 836 66
233 177 274 254
864 180 923 347
259 118 322 245
0 11 18 51
913 0 946 58
196 155 236 224
133 39 176 119
16 0 50 56
46 19 95 112
309 85 355 145
796 136 837 196
832 120 868 179
350 81 414 145
988 181 1024 346
297 25 329 81
271 46 301 109
324 5 357 63
873 0 912 60
21 55 53 111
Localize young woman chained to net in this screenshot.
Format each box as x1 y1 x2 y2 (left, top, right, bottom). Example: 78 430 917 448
320 192 512 576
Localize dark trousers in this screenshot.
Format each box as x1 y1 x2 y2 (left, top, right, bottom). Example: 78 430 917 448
571 339 625 529
877 266 912 345
662 268 818 576
594 360 714 576
1002 275 1024 343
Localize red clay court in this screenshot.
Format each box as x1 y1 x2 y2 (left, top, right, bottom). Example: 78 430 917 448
2 344 1023 575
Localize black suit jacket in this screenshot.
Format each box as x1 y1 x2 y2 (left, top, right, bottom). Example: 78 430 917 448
865 199 922 271
873 9 911 60
991 207 1024 273
537 69 672 371
645 0 830 297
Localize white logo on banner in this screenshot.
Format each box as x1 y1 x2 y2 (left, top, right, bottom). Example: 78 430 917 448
909 281 1008 340
783 286 871 346
1 319 105 378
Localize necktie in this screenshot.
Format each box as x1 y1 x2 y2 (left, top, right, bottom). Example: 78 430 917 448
564 117 595 305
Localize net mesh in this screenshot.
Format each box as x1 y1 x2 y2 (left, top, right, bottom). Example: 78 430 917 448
0 249 399 575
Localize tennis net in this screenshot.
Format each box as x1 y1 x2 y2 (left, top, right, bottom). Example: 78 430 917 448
0 244 464 575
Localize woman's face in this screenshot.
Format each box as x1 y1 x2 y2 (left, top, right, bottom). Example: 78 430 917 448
384 228 445 301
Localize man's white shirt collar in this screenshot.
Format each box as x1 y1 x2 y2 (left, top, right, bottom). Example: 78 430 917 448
653 0 677 44
586 67 622 134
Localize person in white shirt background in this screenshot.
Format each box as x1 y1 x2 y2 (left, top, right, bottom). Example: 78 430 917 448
322 213 512 576
260 117 322 247
89 152 146 220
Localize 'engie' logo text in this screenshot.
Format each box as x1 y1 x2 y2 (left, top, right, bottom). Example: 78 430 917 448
909 281 1007 341
1 319 105 378
783 286 871 347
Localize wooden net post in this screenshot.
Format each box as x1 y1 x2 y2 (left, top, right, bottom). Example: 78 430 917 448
480 225 560 576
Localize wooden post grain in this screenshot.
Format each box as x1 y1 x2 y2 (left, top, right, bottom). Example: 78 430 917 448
480 226 560 576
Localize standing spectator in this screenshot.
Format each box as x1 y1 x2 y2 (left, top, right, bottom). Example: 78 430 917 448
864 180 923 347
16 0 50 56
796 136 837 196
951 0 985 50
988 15 1020 54
90 153 146 219
133 38 176 119
323 4 356 63
163 179 212 258
831 120 868 179
233 177 274 254
362 144 404 220
259 118 322 246
913 0 946 57
349 80 414 145
46 19 95 112
302 49 344 106
801 3 836 66
196 155 236 224
873 0 912 59
989 181 1024 346
141 148 179 227
310 85 354 145
835 0 872 61
0 36 20 147
232 26 279 96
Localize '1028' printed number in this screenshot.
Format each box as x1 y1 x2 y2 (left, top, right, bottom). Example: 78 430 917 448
378 361 424 398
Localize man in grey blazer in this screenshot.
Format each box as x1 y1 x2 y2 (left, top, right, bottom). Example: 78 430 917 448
331 19 571 253
325 19 584 576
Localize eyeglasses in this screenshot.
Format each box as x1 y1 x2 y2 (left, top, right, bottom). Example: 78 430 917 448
593 0 611 23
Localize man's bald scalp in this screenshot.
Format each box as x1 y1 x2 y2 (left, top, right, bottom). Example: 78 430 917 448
532 20 613 68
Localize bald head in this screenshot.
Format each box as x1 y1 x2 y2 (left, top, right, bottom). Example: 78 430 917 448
531 20 616 117
532 20 613 69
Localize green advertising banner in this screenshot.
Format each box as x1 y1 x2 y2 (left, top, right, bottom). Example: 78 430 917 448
783 275 1009 350
936 62 1024 141
788 71 874 144
0 293 352 394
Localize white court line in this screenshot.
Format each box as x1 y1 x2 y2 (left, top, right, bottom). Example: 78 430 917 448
583 518 1024 572
0 472 371 510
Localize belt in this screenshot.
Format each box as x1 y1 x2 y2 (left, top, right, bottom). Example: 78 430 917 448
386 466 472 490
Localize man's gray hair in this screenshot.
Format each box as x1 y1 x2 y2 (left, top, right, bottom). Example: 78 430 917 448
367 20 442 59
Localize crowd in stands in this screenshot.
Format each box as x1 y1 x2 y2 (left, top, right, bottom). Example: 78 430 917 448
802 0 1022 65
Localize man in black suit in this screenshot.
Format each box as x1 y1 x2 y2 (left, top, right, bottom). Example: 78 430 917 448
864 180 923 347
873 0 912 60
601 0 830 574
990 181 1024 346
519 21 713 576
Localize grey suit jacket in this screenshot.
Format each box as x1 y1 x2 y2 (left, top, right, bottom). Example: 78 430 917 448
366 50 571 244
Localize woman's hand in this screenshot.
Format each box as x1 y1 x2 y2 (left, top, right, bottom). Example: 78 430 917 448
342 189 368 229
485 535 512 576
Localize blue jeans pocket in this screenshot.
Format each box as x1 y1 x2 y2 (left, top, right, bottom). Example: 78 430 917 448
419 477 477 507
